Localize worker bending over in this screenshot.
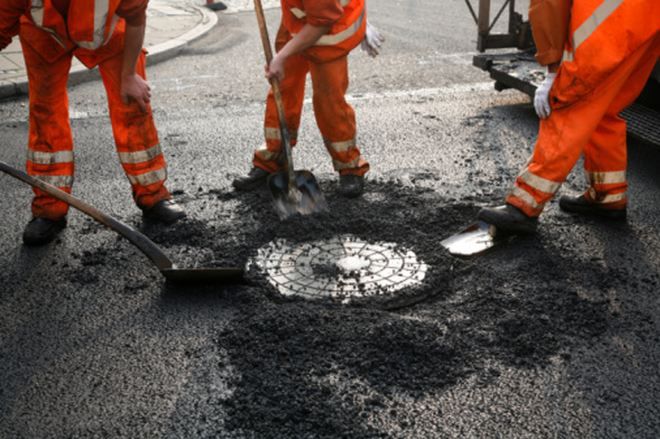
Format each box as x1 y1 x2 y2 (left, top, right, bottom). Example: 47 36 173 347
0 0 185 246
233 0 384 198
478 0 660 233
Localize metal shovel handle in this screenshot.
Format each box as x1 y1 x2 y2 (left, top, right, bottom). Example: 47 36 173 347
253 0 297 191
0 161 174 271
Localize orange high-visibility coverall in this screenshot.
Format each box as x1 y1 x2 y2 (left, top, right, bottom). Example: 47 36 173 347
0 0 170 220
507 0 660 217
252 0 369 176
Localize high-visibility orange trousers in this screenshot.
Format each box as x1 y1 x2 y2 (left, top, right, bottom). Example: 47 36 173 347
507 37 660 218
252 27 369 176
20 27 170 221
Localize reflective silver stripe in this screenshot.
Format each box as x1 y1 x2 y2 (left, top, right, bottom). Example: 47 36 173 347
34 175 73 187
30 0 44 26
265 127 297 141
510 186 540 209
588 187 626 204
255 146 279 161
265 127 281 140
586 170 626 185
30 0 67 48
562 50 574 62
333 157 360 171
291 0 349 19
290 7 306 19
325 138 356 153
573 0 624 51
102 14 119 47
75 0 111 50
127 168 167 186
314 10 365 46
519 169 561 194
27 150 74 165
118 145 163 165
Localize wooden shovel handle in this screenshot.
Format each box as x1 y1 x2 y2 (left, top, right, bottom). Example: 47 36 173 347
0 161 174 271
253 0 296 187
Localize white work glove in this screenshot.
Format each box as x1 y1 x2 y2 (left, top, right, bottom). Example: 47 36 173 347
360 21 384 58
534 71 556 119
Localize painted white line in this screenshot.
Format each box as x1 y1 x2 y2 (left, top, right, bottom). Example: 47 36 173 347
344 82 495 102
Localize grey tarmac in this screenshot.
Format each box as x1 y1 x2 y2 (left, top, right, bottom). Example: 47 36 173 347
1 1 660 438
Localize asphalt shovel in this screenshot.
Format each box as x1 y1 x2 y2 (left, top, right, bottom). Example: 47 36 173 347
253 0 327 220
0 161 244 284
440 220 513 257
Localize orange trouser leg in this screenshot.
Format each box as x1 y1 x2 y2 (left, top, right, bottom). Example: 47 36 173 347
582 46 659 210
98 50 170 209
20 33 75 220
252 54 308 172
253 27 309 173
507 37 660 217
310 56 369 176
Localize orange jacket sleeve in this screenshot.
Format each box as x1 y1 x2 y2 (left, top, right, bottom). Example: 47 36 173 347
529 0 571 66
0 0 26 50
116 0 149 26
302 0 343 27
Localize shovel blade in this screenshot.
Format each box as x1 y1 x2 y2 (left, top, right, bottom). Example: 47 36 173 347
441 221 506 256
161 267 244 283
268 170 327 219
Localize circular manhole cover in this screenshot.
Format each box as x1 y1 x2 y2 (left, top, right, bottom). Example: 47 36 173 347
249 235 428 304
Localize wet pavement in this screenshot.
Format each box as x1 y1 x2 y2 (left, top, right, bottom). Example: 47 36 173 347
1 1 660 437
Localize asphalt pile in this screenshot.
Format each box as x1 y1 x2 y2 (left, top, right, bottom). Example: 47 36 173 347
56 173 658 437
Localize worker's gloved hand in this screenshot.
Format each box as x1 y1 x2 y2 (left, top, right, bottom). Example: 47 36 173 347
534 72 556 119
120 73 151 113
361 21 384 58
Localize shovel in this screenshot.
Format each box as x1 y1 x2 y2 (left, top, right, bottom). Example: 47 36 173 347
440 220 513 257
253 0 327 219
0 161 243 284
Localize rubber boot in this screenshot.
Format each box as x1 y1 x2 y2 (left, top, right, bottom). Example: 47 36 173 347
338 174 364 198
142 199 186 225
559 195 626 220
477 204 538 234
23 217 67 246
232 167 270 191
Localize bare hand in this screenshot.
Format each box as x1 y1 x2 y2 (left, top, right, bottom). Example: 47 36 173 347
120 73 151 112
265 54 285 82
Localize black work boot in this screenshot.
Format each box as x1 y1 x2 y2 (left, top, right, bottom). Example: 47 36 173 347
232 167 270 191
142 199 186 225
205 1 227 11
23 217 67 246
338 174 365 198
477 204 538 235
559 194 627 220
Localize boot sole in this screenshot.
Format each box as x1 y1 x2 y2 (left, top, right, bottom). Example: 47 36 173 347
338 188 364 198
22 222 67 246
559 200 627 220
477 210 538 235
143 210 186 225
232 177 268 192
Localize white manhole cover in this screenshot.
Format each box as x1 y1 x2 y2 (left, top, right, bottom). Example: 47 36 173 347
250 236 428 303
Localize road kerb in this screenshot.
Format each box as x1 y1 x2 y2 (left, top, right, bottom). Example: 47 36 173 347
0 2 218 100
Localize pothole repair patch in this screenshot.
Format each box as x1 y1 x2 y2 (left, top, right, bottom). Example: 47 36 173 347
249 235 428 305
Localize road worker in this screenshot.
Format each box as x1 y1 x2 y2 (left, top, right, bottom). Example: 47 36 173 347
232 0 384 198
0 0 185 246
478 0 660 233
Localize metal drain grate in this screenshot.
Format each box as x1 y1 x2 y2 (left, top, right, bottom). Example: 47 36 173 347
622 103 660 146
250 236 428 303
